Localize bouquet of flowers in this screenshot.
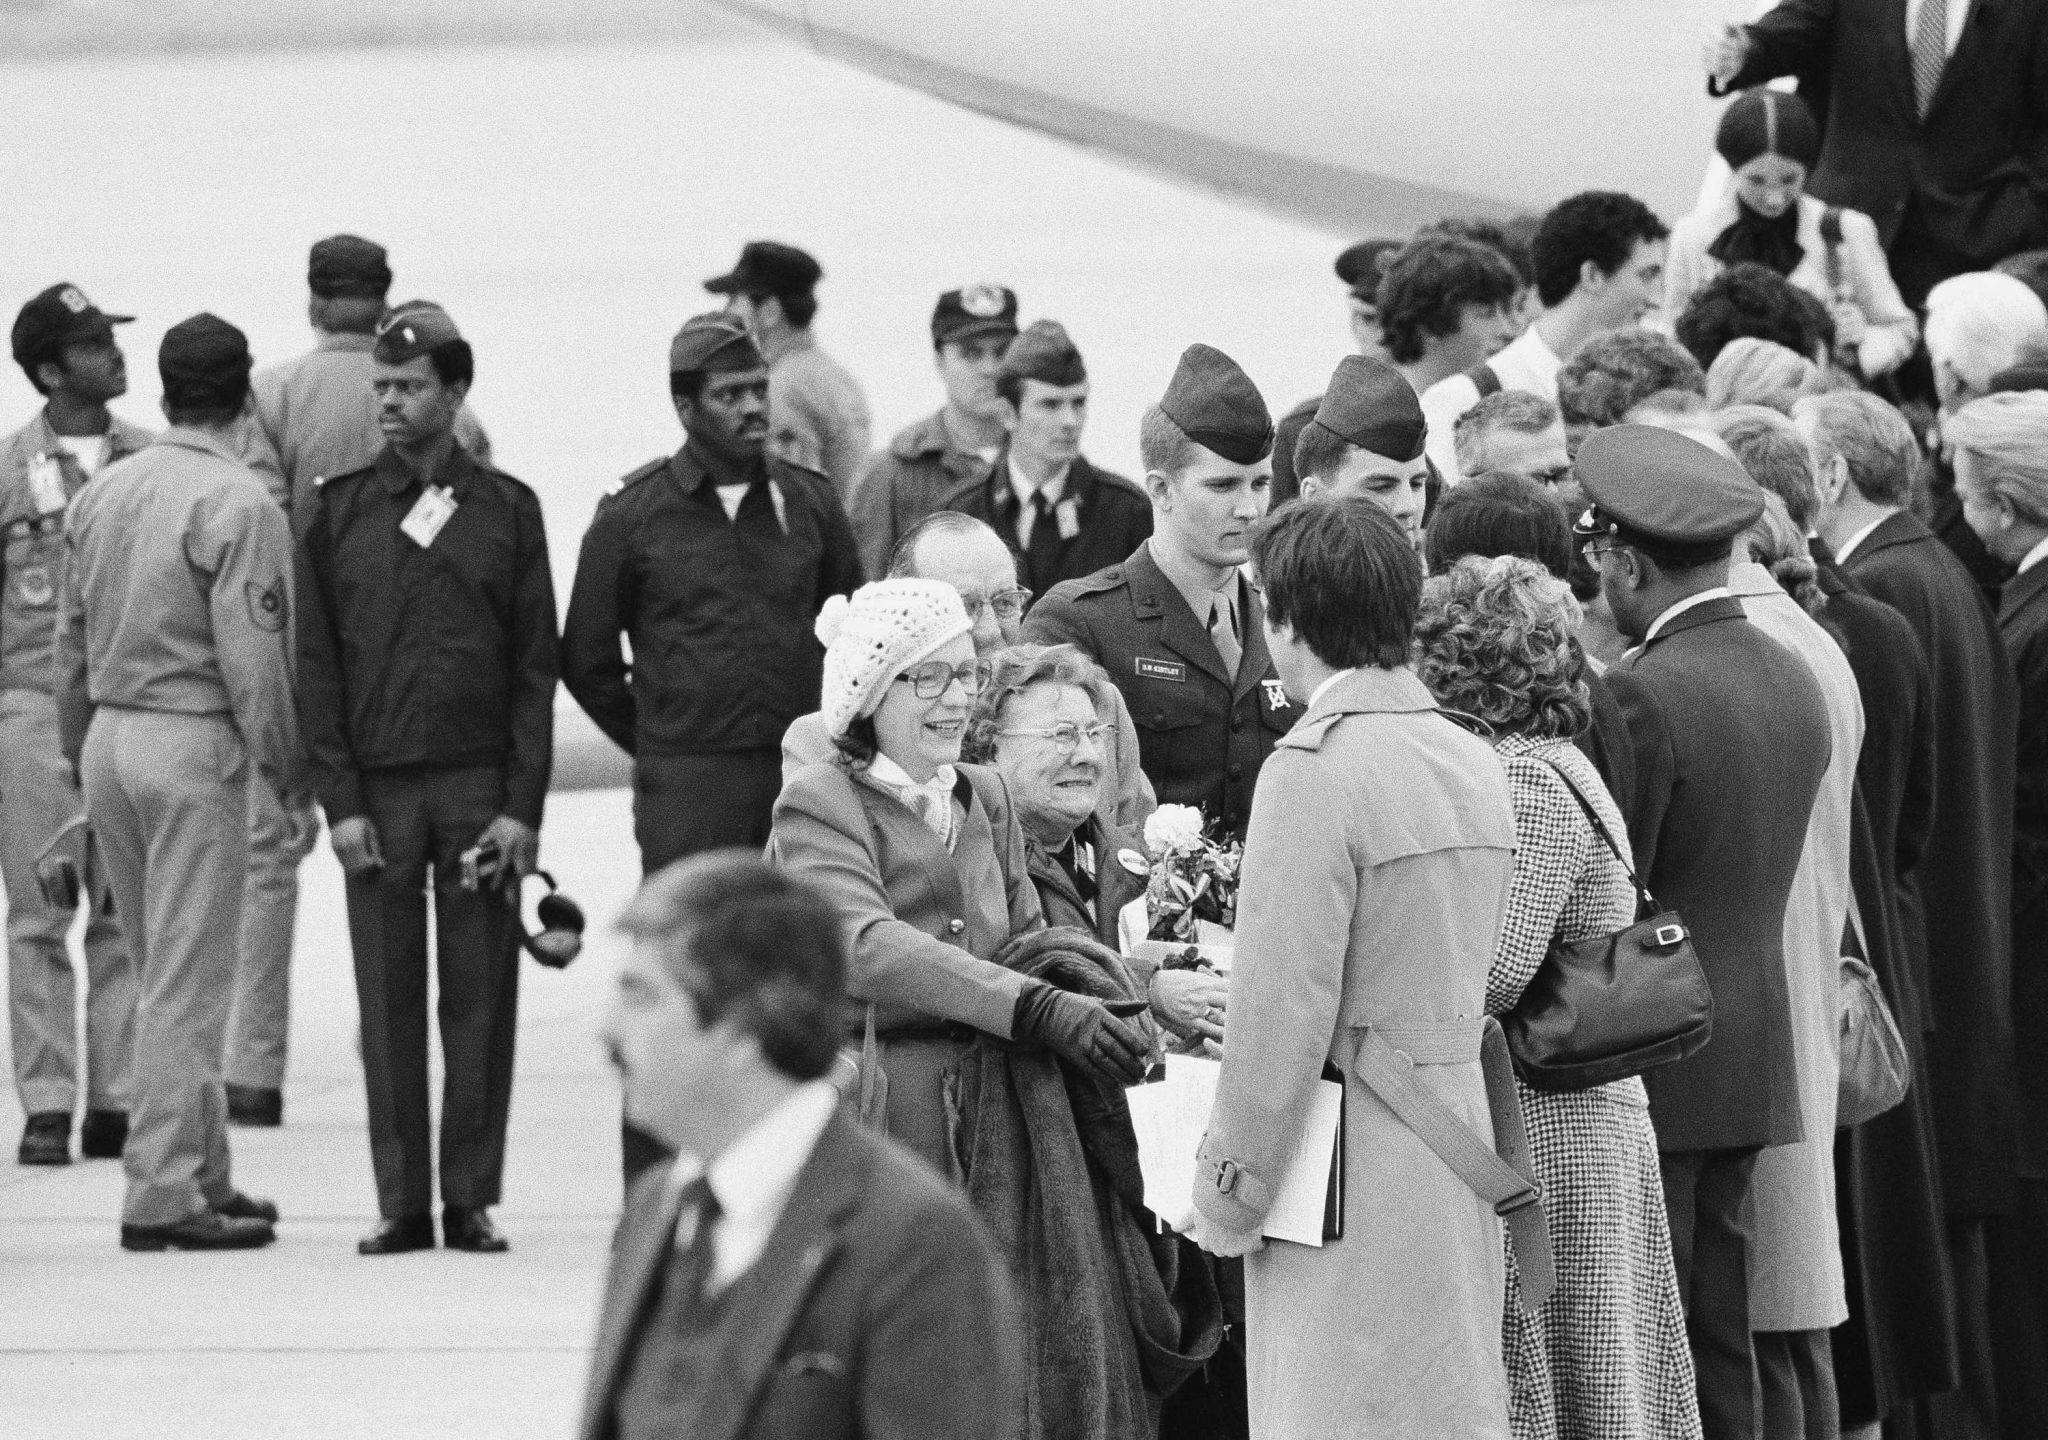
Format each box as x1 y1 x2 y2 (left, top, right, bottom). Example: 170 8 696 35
1141 804 1243 947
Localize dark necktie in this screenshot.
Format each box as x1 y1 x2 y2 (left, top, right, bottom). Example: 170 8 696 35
1209 586 1242 680
668 1175 722 1311
1912 0 1949 117
1026 489 1063 594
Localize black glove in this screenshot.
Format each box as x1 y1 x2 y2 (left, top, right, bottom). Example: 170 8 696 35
1012 980 1150 1085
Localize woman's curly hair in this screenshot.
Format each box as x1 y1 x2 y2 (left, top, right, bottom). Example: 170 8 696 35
960 643 1115 764
1415 555 1591 739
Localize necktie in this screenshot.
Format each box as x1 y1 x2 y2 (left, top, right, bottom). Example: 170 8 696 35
1912 0 1948 118
669 1175 722 1309
1026 489 1062 594
1209 587 1242 679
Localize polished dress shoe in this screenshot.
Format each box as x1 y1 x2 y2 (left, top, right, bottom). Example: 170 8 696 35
216 1191 280 1223
17 1112 70 1166
225 1084 283 1127
79 1109 127 1159
358 1216 436 1255
121 1211 274 1252
443 1206 509 1253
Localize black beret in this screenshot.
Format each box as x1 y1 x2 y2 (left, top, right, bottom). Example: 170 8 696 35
159 313 251 391
998 320 1086 390
931 284 1019 347
703 241 823 298
372 301 462 364
1334 239 1404 299
1309 355 1427 462
1158 344 1273 465
308 234 392 299
11 283 133 368
1575 424 1764 545
669 311 764 374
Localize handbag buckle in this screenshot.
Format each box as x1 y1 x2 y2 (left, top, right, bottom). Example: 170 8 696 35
1653 923 1686 948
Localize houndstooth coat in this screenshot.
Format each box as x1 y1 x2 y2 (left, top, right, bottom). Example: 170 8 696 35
1489 734 1703 1440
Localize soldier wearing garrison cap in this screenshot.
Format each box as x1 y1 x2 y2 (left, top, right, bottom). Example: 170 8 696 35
1293 354 1434 546
1270 238 1405 504
946 319 1151 597
1027 343 1299 846
1 284 147 1167
297 301 558 1257
55 313 302 1250
705 241 871 498
1576 423 1833 1436
846 283 1019 577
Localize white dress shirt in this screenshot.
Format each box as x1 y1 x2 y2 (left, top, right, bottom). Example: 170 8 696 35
1831 513 1893 566
1307 667 1358 711
2019 534 2048 576
1008 457 1071 549
1642 586 1733 646
665 1079 839 1295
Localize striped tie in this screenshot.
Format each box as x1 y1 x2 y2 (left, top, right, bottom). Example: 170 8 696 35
1912 0 1948 118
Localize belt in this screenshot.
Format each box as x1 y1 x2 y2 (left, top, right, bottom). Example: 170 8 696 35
1332 1016 1555 1311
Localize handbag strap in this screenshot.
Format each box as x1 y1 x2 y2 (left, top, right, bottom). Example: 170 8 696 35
1534 753 1661 916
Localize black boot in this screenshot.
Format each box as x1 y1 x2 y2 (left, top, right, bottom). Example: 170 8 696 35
79 1109 127 1159
17 1112 70 1166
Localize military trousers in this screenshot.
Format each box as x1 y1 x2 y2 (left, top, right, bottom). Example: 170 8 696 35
343 765 519 1219
82 706 248 1225
226 773 318 1091
0 687 134 1116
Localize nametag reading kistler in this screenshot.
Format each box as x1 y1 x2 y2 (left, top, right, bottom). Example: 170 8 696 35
400 485 457 548
28 455 68 516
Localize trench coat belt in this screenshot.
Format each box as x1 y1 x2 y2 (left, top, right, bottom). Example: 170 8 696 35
1330 1016 1556 1311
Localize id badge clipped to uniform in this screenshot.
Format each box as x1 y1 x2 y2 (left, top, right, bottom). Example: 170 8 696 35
400 485 457 548
27 454 68 517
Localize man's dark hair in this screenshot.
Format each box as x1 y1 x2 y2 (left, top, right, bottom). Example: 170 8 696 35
1375 237 1520 364
1557 330 1706 430
1291 417 1356 484
618 850 847 1081
753 289 818 329
1248 496 1419 669
1425 472 1575 580
1419 216 1539 289
670 370 707 404
1532 191 1669 308
162 375 251 427
426 338 474 390
1674 262 1818 370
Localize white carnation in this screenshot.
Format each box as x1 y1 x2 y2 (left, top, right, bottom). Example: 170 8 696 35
1144 804 1207 855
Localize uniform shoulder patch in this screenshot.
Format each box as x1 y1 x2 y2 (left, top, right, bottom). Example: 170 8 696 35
245 577 288 633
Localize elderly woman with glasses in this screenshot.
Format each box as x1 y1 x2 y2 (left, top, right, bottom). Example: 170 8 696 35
768 580 1150 1175
1416 555 1700 1440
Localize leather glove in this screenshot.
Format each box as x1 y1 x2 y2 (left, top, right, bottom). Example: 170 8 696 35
1012 979 1151 1086
330 816 385 877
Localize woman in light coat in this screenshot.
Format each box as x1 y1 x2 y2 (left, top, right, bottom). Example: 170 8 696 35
1417 556 1701 1440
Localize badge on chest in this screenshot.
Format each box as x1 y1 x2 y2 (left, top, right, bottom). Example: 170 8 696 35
27 455 67 517
1262 677 1290 712
400 485 458 548
1135 656 1186 683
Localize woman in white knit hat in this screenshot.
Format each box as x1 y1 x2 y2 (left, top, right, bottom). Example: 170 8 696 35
768 579 1151 1172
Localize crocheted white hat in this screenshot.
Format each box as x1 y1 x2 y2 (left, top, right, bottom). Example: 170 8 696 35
816 579 973 737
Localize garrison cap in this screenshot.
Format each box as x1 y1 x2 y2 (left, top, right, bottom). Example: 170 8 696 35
668 311 764 374
1334 239 1403 300
998 320 1086 390
1990 363 2048 395
1309 355 1427 462
1158 343 1274 465
12 284 133 368
703 241 822 299
158 313 252 391
372 301 462 364
931 284 1019 347
307 234 392 299
1574 423 1764 545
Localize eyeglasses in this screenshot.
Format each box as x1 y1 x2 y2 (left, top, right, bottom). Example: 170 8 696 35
1582 539 1625 561
996 721 1111 755
959 587 1032 624
894 658 994 699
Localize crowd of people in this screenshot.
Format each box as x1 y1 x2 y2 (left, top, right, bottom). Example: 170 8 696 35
7 6 2048 1440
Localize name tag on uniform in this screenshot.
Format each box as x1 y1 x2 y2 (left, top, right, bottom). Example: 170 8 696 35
400 484 457 548
1135 656 1186 683
28 455 67 517
1263 678 1290 712
1054 496 1081 541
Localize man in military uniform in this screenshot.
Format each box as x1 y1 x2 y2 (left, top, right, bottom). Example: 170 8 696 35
952 320 1152 598
56 314 299 1251
297 303 557 1257
1292 354 1434 547
3 284 146 1167
1271 238 1405 504
846 283 1018 576
1026 344 1298 844
705 241 871 498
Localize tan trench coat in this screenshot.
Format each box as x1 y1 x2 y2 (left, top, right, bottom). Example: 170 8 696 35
1192 667 1518 1439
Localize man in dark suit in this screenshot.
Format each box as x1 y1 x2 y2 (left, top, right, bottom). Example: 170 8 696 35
1706 0 2048 303
950 320 1152 597
583 851 1024 1440
1027 344 1300 845
1578 426 1833 1440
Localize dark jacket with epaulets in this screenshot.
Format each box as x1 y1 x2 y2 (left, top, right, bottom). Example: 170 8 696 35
1024 542 1300 842
296 443 557 825
560 444 863 759
949 451 1153 598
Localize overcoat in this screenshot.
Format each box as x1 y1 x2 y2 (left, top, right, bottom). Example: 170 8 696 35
1841 511 2020 1213
2001 559 2048 1178
1729 563 1864 1332
1023 813 1151 951
1190 666 1518 1440
766 762 1043 1170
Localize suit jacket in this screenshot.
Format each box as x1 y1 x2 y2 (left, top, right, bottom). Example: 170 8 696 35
1026 543 1303 842
1024 813 1151 951
1843 511 2020 1210
578 1110 1024 1440
952 452 1153 598
2003 559 2048 1178
1607 595 1832 1153
1727 0 2048 269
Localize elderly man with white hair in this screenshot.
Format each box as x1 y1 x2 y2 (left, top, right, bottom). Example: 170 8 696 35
1924 272 2048 416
